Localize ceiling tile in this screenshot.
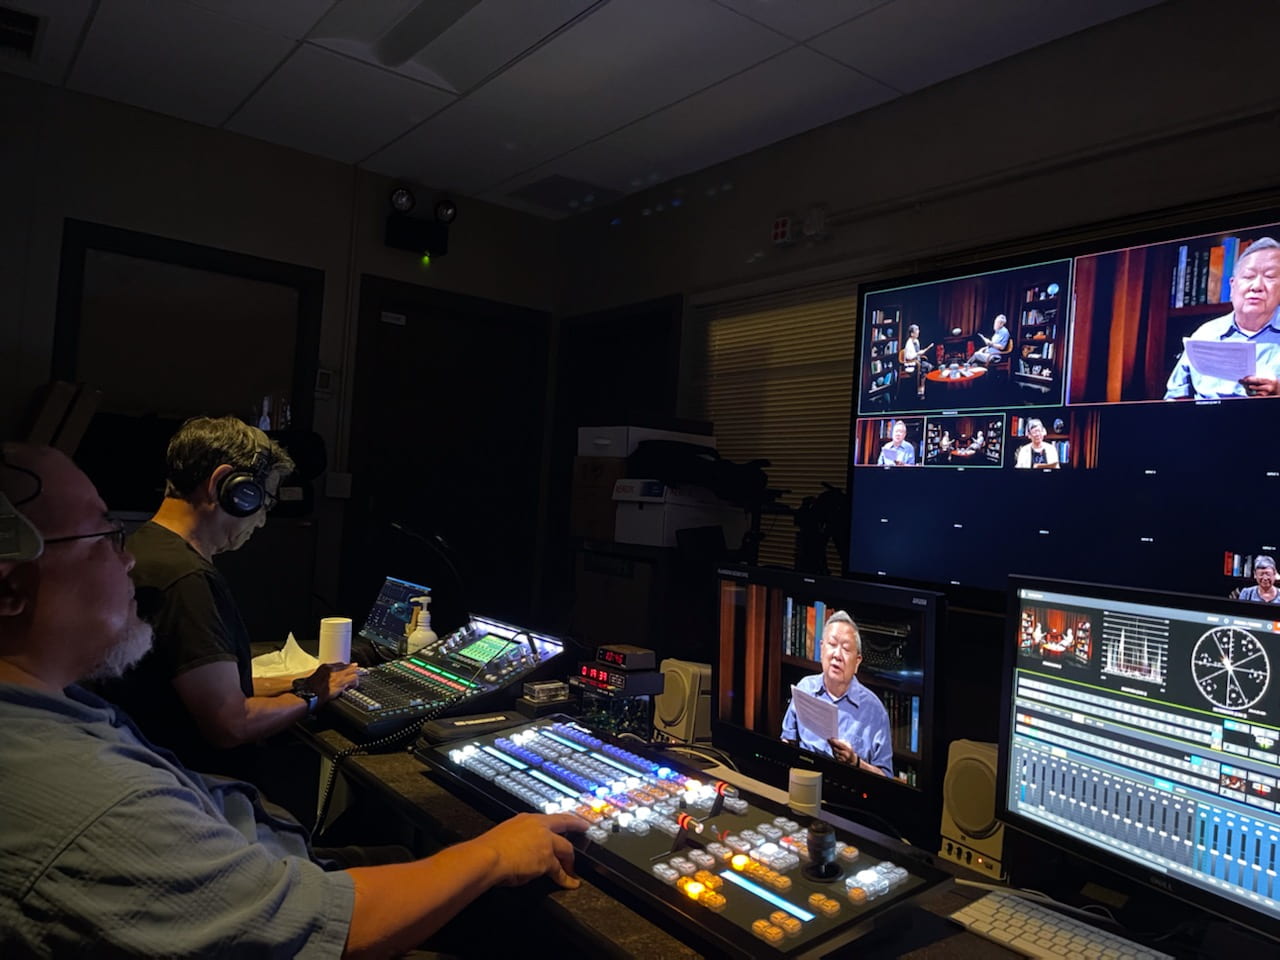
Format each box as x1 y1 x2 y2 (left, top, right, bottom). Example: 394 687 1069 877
404 0 598 93
312 0 596 94
67 0 296 126
516 47 896 198
715 0 886 41
365 0 791 191
0 0 95 85
183 0 337 39
812 0 1165 94
226 44 455 164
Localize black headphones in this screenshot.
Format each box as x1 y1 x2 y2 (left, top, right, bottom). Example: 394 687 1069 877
0 449 44 561
216 449 273 518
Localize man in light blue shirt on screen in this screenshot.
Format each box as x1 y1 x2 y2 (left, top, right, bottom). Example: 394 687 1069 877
877 420 916 467
781 611 894 777
1165 237 1280 400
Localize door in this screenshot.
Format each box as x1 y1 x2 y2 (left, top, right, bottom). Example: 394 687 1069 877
342 275 550 634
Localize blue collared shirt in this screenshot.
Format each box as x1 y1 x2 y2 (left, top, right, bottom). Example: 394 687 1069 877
1165 309 1280 399
781 672 894 776
878 441 915 466
0 684 354 958
1238 585 1280 603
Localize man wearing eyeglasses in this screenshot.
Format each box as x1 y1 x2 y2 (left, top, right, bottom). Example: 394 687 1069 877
95 416 358 779
780 611 894 777
0 443 585 957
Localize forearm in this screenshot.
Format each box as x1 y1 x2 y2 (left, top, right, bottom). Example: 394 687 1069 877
343 839 501 960
198 692 309 747
253 673 304 697
237 693 311 743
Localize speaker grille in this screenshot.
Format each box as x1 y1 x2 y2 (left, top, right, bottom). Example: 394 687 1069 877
943 755 997 838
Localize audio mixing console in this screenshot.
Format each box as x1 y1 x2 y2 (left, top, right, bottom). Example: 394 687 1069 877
413 716 946 958
325 615 565 739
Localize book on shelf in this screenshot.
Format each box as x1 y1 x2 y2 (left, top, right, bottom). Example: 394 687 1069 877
1207 245 1225 303
1221 237 1240 301
1223 551 1265 578
1173 245 1188 308
1172 237 1246 308
783 596 825 660
1182 249 1203 305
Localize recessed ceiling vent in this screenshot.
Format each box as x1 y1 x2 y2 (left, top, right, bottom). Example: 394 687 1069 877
0 6 41 61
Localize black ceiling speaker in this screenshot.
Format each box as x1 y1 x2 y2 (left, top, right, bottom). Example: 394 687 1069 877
384 214 449 258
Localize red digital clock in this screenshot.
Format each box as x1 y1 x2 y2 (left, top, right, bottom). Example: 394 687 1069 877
579 663 621 687
595 644 656 671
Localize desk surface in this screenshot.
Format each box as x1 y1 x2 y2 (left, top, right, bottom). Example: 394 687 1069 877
303 724 1011 959
926 367 986 383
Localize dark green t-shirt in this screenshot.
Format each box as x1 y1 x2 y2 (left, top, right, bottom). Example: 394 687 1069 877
94 521 255 778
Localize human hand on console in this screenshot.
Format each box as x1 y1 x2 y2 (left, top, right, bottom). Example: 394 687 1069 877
305 661 360 704
475 812 588 889
1239 375 1279 397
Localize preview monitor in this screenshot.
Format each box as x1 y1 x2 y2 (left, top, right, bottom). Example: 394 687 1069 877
998 575 1280 943
847 206 1280 608
712 564 944 847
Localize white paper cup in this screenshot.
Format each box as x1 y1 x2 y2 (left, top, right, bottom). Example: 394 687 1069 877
318 617 352 663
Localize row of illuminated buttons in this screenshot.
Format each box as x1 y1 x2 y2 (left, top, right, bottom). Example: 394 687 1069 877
394 660 472 692
751 910 805 944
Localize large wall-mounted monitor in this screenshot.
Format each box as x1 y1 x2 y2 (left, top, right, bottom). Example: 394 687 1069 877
712 564 944 848
847 207 1280 609
998 575 1280 944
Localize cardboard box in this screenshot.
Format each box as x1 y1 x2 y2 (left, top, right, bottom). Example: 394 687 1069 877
612 479 748 548
570 456 628 540
577 425 716 458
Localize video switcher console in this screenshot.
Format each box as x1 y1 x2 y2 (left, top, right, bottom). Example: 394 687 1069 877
413 716 946 958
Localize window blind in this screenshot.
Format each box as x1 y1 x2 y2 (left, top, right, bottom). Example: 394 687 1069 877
689 281 857 569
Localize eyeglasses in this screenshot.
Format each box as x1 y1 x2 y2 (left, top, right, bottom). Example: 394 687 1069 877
263 489 279 513
42 521 127 554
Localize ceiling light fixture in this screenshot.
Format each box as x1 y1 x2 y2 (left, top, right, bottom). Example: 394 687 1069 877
434 196 458 224
389 185 416 214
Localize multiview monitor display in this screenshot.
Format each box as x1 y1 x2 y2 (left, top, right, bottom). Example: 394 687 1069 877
848 209 1280 606
998 576 1280 943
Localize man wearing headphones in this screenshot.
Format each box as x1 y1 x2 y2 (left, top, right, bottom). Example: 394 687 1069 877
1 443 584 957
98 416 358 778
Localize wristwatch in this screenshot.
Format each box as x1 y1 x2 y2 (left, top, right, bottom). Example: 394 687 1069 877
291 678 319 715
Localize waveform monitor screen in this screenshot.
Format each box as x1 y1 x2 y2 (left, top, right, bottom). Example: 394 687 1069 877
998 576 1280 942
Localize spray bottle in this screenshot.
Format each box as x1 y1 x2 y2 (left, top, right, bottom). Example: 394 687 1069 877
406 594 438 654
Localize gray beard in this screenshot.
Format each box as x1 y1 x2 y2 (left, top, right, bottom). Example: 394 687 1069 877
84 620 154 681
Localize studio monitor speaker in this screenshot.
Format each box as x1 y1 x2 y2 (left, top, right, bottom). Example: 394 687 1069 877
654 659 711 743
939 739 1005 878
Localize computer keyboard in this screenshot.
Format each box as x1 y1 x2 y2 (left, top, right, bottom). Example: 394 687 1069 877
949 889 1173 959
